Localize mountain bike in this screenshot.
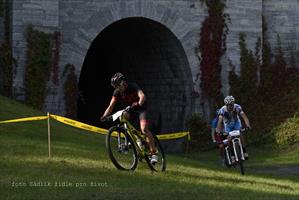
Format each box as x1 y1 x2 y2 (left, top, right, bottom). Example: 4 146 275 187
103 106 166 172
222 128 247 175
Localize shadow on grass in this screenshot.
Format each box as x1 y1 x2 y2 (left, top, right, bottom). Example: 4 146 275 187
1 154 299 200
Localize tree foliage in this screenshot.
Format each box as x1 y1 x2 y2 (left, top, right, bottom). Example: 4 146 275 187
63 64 78 119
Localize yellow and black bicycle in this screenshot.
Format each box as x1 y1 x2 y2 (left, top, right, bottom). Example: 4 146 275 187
103 106 166 172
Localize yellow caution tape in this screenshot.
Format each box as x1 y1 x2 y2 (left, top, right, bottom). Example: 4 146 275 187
49 114 108 135
0 116 48 124
157 131 190 141
0 114 190 140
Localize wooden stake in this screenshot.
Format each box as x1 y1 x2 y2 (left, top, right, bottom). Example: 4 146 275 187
47 112 51 158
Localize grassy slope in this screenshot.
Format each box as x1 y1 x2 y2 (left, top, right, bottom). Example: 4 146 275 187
0 95 299 200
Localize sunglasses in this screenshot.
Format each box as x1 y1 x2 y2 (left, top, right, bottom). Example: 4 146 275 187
116 79 127 88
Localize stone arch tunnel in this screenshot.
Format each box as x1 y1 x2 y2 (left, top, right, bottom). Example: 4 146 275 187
78 17 193 133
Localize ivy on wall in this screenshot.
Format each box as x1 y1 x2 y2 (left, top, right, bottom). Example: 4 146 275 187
63 64 78 119
51 31 60 85
233 33 258 108
24 25 52 110
199 0 229 114
258 15 273 101
228 33 261 143
0 0 13 97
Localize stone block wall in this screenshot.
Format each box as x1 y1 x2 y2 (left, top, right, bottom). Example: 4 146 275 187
3 0 299 121
11 0 59 100
263 0 299 67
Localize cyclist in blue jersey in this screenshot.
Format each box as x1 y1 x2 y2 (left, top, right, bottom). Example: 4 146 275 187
211 109 220 143
211 109 227 165
216 96 251 160
101 72 158 164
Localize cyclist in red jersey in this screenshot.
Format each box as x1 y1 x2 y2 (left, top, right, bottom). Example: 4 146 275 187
101 72 158 164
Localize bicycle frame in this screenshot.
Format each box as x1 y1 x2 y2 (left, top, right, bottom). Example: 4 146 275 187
113 109 146 156
232 137 244 162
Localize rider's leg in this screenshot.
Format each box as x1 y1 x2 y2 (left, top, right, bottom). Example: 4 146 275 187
219 143 225 165
234 122 248 156
224 124 233 152
123 111 131 120
234 122 248 158
139 111 157 154
140 120 157 154
240 134 246 151
215 133 225 158
240 133 248 158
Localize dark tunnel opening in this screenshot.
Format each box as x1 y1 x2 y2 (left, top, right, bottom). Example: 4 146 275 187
78 17 193 133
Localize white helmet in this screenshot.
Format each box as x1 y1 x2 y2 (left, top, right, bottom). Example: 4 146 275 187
224 96 235 105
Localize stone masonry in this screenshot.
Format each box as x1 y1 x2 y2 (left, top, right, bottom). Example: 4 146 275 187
3 0 299 134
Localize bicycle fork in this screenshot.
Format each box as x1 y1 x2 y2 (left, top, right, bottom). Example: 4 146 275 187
232 138 245 162
117 126 129 152
224 138 244 165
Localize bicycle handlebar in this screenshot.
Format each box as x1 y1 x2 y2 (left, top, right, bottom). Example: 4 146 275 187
101 106 132 122
100 115 112 122
218 127 250 135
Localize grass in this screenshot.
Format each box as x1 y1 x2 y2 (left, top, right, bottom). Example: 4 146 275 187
1 95 299 199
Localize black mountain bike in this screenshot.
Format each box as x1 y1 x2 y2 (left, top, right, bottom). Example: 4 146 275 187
103 107 166 172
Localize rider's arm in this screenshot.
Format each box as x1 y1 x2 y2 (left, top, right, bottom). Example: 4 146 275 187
216 115 223 133
240 112 251 128
137 89 146 106
211 127 216 142
211 118 217 142
101 96 117 118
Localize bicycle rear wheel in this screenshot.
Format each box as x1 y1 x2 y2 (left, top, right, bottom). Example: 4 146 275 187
106 126 138 171
144 134 166 172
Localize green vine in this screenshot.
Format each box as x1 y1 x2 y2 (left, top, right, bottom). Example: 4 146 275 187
0 0 13 97
24 25 52 109
63 64 78 119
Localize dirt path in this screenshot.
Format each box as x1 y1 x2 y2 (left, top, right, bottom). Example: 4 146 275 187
249 165 299 176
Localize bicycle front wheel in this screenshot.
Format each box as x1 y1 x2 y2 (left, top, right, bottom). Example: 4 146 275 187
106 126 138 171
235 144 245 175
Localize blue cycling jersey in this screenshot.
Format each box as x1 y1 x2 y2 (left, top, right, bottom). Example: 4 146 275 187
211 117 218 129
218 104 244 132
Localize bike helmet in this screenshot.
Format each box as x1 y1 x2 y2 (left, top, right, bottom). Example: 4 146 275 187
224 95 235 105
111 72 126 88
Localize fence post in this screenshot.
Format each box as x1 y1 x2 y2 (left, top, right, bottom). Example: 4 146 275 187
47 112 51 158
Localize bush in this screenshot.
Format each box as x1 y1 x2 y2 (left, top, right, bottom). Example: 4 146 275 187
185 113 211 151
185 113 209 137
273 114 299 145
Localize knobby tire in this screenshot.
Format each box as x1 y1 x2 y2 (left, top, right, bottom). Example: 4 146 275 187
106 126 138 171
